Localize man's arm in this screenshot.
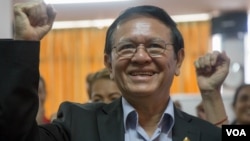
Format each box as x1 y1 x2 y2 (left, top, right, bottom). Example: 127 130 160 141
0 40 40 140
0 1 56 140
194 51 230 127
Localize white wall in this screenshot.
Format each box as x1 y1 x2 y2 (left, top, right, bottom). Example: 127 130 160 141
171 93 235 123
0 0 12 39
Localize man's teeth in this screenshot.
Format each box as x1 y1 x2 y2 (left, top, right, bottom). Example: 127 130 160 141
131 72 153 76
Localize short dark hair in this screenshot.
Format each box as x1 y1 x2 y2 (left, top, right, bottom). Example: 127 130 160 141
104 5 184 56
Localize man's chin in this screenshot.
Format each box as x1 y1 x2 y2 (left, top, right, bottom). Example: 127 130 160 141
127 88 155 96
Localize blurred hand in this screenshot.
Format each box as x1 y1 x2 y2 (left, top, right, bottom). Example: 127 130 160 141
14 1 56 40
194 51 230 92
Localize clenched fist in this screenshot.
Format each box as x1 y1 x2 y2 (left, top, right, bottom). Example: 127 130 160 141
194 51 230 92
14 1 56 40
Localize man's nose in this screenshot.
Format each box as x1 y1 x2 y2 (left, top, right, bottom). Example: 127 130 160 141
131 45 152 63
134 45 150 57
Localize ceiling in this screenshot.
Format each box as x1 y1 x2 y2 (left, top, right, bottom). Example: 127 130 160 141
14 0 250 21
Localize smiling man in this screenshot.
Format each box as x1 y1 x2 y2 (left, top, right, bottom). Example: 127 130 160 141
0 1 230 141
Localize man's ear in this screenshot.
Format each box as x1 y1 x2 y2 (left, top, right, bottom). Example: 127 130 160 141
104 54 114 79
175 48 185 76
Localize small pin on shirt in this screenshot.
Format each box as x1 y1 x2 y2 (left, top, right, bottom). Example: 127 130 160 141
183 137 190 141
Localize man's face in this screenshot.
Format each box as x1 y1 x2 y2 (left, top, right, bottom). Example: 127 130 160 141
105 16 184 101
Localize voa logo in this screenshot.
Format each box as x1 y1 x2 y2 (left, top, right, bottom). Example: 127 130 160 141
226 129 247 136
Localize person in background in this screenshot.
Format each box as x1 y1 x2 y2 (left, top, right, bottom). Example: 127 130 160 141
51 68 121 122
1 1 230 140
231 84 250 125
36 76 50 125
88 68 121 104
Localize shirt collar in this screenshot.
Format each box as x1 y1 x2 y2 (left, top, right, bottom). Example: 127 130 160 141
122 97 175 131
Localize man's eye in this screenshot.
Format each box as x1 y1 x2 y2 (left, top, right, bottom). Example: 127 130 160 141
119 44 135 50
149 43 164 48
